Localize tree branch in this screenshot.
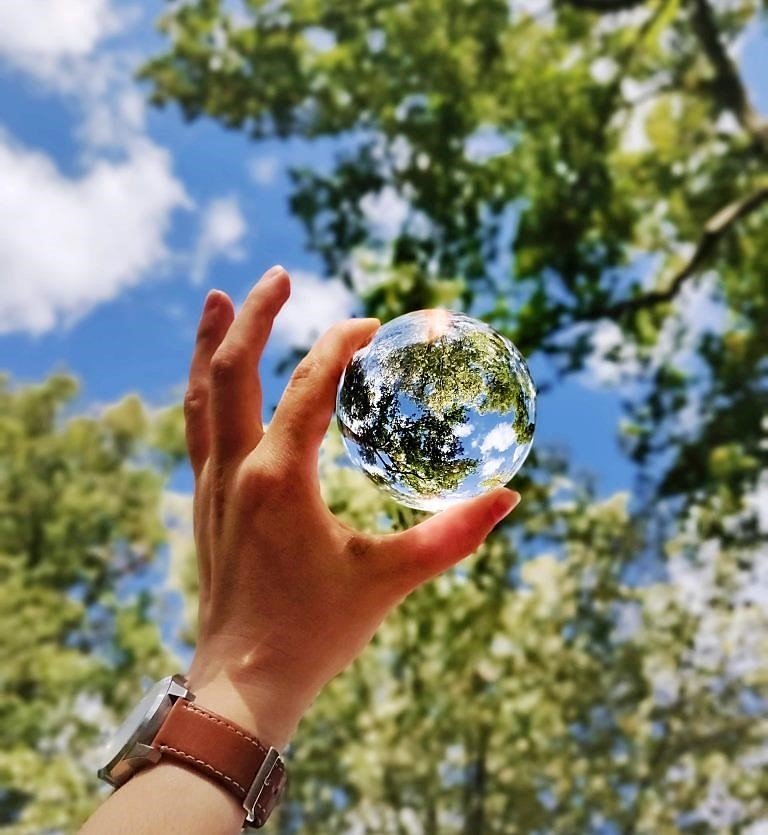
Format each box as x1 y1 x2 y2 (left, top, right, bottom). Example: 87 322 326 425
581 183 768 320
462 721 489 835
556 0 647 11
688 0 768 150
559 0 768 148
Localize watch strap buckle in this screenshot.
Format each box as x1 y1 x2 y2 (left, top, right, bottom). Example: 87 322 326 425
243 746 286 828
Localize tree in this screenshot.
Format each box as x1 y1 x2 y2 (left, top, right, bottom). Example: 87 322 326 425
0 376 181 833
138 0 768 831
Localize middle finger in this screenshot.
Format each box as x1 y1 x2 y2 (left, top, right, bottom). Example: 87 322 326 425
209 265 291 467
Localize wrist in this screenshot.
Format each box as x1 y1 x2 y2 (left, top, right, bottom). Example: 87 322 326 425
186 671 313 751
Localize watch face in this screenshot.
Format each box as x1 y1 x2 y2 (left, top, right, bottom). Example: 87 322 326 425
98 676 176 785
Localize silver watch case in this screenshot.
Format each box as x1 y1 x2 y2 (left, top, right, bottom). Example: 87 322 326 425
97 674 192 788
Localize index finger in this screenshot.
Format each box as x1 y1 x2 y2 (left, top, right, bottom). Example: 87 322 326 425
264 317 381 476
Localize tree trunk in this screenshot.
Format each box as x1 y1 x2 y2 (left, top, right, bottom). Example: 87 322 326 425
463 724 489 835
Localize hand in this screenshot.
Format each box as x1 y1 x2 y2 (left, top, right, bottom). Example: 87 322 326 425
183 265 521 749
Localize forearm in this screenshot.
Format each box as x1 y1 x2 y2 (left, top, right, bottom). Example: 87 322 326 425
80 678 309 835
80 759 246 835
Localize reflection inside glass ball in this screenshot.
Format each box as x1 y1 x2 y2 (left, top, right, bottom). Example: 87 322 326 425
335 309 536 512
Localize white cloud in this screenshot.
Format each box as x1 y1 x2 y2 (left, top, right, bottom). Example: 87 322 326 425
594 5 652 33
649 271 726 368
582 319 642 388
0 0 127 70
508 0 553 23
272 269 357 347
191 196 247 284
479 422 517 454
618 78 662 153
453 422 475 438
0 134 189 335
0 0 144 153
360 186 409 240
481 458 504 476
715 111 741 135
247 155 279 186
668 538 719 618
388 135 413 172
367 29 386 53
81 86 146 150
0 0 203 335
578 270 726 393
347 246 392 297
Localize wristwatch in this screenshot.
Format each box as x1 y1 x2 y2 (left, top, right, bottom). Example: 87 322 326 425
97 674 287 828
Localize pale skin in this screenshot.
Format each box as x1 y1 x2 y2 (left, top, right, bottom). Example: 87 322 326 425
80 265 521 834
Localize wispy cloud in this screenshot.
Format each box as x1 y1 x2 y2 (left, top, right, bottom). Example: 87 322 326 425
247 155 279 186
272 269 358 347
360 186 409 241
191 196 247 284
0 0 128 72
479 422 518 454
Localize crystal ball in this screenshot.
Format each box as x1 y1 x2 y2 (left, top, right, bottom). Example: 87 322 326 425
335 309 536 512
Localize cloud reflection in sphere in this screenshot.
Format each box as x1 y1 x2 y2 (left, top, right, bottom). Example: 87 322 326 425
335 309 536 512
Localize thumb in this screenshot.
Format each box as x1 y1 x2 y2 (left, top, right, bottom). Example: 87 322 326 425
378 488 521 592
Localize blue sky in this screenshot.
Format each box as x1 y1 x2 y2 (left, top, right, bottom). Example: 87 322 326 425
1 0 766 500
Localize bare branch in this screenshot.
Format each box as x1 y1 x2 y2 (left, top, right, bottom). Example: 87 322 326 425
688 0 768 150
582 183 768 320
560 0 768 147
556 0 647 10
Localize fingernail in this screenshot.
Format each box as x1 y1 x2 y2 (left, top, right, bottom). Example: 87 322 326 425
357 318 381 347
262 264 287 282
202 289 221 314
493 489 521 521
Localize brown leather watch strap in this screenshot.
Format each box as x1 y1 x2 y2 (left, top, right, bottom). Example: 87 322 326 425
152 699 286 828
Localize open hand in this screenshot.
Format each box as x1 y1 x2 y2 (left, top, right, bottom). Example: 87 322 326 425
184 265 521 748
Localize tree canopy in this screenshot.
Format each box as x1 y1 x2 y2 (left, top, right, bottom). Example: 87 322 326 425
139 0 768 829
0 377 180 832
142 0 767 502
2 0 767 831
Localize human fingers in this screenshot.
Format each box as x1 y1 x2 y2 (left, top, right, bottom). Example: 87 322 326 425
264 317 380 476
184 290 235 478
374 488 521 594
209 266 290 468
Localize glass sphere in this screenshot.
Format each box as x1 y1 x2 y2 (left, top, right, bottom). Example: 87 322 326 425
335 309 536 512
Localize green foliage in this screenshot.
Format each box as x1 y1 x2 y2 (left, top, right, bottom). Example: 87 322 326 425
0 377 176 833
301 433 768 833
3 0 768 831
141 0 768 503
138 0 768 829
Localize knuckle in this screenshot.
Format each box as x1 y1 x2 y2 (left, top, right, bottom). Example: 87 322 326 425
196 317 221 344
183 386 207 420
210 348 241 383
288 356 320 388
327 320 350 339
235 460 283 504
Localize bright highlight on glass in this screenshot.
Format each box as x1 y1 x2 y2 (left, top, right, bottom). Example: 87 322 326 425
335 309 536 512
